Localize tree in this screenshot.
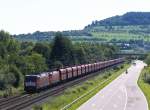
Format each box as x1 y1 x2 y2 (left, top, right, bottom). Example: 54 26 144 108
23 53 48 75
20 42 34 50
145 53 150 65
0 30 10 44
51 61 63 70
74 46 87 64
33 42 50 59
0 65 22 90
0 31 11 58
9 65 23 87
0 30 20 58
7 39 20 54
50 32 75 66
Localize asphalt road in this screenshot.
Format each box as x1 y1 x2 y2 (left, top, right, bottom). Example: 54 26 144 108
78 60 148 110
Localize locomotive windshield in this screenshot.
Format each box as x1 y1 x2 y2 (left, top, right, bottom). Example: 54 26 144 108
25 75 37 87
25 75 37 82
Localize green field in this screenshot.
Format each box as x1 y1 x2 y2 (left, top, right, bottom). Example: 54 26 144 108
88 25 150 32
92 32 150 42
32 63 130 110
87 25 150 42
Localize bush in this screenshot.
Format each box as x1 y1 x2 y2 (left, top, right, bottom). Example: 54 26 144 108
9 65 23 87
120 65 124 69
113 66 120 71
85 81 94 86
77 88 81 93
32 105 43 110
145 54 150 65
0 74 5 90
143 73 150 84
72 90 77 94
0 65 23 90
103 75 108 79
51 61 63 69
3 86 13 97
108 73 111 76
81 86 88 91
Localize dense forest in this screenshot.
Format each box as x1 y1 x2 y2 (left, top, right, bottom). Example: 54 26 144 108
0 30 118 95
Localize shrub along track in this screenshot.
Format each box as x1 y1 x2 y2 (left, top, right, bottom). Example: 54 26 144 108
0 63 123 110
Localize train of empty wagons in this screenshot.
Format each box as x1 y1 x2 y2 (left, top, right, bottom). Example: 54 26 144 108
24 58 124 92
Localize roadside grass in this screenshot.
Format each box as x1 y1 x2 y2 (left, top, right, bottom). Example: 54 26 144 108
138 66 150 110
32 63 130 110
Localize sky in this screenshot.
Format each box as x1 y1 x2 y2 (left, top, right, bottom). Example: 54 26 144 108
0 0 150 35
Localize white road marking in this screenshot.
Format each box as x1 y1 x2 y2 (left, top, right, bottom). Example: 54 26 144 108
92 103 95 107
123 86 128 110
101 95 104 98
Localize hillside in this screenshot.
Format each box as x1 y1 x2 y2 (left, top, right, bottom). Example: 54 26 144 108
85 12 150 28
14 30 92 42
14 12 150 43
84 12 150 44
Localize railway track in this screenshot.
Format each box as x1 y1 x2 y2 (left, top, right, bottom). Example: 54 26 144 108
2 75 96 110
0 63 122 110
0 94 32 110
0 94 29 102
0 95 25 105
0 95 20 102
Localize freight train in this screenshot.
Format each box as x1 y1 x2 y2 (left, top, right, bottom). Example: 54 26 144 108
24 58 124 92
